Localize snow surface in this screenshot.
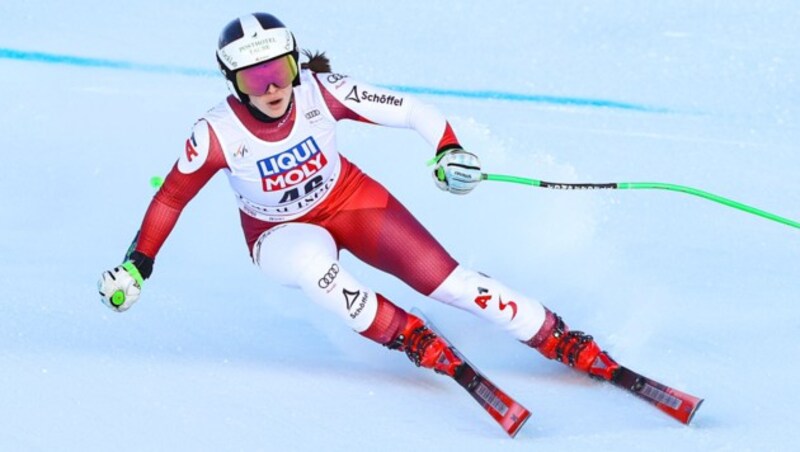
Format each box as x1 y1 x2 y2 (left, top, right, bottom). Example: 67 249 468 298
1 1 798 450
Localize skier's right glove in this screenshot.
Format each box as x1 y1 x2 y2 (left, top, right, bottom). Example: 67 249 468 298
97 251 153 312
98 261 143 312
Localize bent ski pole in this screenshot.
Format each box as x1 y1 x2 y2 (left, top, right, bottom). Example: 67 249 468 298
482 173 800 230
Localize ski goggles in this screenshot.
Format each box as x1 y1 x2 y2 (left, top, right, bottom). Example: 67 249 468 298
235 55 298 95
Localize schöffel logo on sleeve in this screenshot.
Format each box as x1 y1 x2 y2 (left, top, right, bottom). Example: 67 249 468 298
345 85 404 106
257 137 328 192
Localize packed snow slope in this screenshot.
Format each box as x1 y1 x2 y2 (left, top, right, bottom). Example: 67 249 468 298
1 1 798 450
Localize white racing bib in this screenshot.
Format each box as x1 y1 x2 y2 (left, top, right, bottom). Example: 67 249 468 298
200 70 341 222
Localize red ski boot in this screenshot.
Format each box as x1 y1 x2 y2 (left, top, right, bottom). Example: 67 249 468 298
526 309 619 381
387 314 463 377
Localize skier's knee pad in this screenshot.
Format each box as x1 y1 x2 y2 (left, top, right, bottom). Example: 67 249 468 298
254 223 378 332
429 265 546 341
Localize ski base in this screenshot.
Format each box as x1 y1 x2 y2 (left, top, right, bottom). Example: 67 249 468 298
610 366 703 425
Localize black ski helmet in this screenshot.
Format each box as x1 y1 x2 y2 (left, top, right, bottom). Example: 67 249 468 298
216 13 300 103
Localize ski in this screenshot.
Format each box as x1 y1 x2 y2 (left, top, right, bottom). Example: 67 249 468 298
609 366 703 425
451 353 532 437
412 309 531 437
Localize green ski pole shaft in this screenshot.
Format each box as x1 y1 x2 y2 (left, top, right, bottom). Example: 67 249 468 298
482 173 800 230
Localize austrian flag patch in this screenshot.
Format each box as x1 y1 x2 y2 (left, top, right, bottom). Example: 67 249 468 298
258 137 328 192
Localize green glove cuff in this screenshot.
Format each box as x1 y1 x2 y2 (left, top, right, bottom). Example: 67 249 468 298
121 261 145 287
426 150 453 167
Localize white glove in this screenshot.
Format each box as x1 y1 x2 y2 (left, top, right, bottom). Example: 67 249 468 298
433 149 482 195
98 261 143 312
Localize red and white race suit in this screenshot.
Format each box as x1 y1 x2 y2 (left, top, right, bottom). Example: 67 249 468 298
133 69 545 341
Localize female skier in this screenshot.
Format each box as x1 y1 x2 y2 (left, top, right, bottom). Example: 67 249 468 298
98 13 618 381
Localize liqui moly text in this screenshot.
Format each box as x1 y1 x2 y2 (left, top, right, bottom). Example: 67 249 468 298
257 137 328 192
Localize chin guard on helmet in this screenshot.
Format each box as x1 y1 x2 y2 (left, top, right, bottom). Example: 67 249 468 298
216 12 301 102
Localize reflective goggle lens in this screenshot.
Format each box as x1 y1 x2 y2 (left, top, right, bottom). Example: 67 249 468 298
235 55 298 95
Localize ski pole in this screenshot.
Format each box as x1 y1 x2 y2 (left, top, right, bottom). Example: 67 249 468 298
481 172 800 230
150 175 164 189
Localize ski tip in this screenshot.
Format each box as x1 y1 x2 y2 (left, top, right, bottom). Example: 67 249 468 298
505 408 532 438
683 398 704 426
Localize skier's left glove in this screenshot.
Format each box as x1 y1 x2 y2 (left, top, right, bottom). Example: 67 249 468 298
433 148 482 195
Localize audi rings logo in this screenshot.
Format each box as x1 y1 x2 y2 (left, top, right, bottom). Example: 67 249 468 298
327 73 347 84
318 264 340 289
